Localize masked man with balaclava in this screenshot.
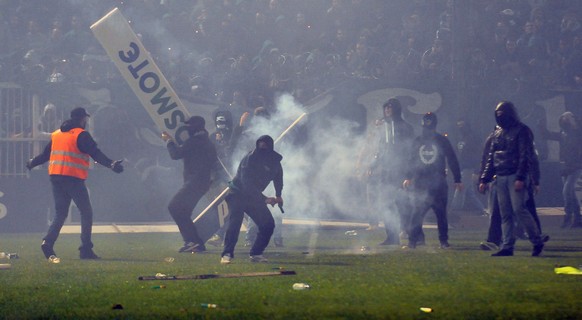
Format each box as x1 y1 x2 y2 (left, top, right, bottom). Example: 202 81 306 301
162 116 217 253
359 98 414 245
211 110 235 162
539 111 582 228
403 112 462 249
220 135 283 264
26 107 124 260
479 101 545 257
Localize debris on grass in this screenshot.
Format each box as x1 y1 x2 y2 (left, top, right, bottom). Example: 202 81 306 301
554 266 582 275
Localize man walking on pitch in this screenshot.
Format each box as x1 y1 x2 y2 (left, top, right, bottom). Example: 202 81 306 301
220 135 283 264
479 101 544 257
162 116 217 253
27 107 124 260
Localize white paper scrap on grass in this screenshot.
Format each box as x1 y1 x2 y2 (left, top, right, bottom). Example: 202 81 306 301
90 7 191 144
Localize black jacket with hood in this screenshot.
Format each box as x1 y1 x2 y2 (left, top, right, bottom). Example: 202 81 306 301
230 135 283 203
481 102 536 183
167 128 217 185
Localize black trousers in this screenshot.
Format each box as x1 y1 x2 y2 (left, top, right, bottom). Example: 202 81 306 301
168 180 208 244
44 175 93 250
222 192 274 258
409 180 449 244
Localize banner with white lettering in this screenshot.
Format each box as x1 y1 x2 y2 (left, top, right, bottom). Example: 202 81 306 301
90 8 190 144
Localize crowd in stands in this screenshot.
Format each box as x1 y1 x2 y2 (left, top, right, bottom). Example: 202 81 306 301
2 0 582 137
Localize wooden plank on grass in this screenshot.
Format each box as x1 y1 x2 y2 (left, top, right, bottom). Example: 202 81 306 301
138 270 296 280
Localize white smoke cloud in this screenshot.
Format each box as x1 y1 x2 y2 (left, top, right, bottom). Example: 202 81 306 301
230 93 375 222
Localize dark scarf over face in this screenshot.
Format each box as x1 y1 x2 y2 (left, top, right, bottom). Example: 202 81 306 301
495 101 520 129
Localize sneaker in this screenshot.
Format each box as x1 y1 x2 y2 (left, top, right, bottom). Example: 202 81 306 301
206 235 223 247
41 240 56 259
220 254 232 264
440 241 450 249
532 244 544 257
479 242 499 251
249 255 268 263
491 249 513 257
48 255 60 264
179 242 196 253
179 242 206 253
191 243 206 253
80 249 101 260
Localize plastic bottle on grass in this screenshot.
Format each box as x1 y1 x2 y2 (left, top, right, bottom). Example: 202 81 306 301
292 283 310 290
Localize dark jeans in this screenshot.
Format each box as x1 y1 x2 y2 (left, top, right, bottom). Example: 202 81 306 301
44 175 93 250
222 192 274 258
409 181 449 244
168 180 208 244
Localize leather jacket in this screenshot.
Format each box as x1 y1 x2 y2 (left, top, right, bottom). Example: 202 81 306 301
481 123 535 182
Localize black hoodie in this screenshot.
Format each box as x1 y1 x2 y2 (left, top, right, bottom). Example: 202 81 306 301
231 135 283 203
167 129 217 184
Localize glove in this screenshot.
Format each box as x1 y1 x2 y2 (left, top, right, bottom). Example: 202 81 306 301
110 160 124 173
25 159 33 170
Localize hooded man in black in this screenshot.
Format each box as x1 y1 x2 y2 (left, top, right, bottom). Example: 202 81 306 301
479 101 544 257
404 112 462 249
360 98 414 245
27 107 124 260
162 116 217 253
220 135 283 264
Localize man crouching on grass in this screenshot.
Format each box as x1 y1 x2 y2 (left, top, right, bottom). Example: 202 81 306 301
220 135 283 264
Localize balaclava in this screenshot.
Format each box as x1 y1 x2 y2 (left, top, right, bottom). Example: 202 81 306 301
495 101 519 129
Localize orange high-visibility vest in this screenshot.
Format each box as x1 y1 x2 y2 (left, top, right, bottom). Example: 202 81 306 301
48 128 90 179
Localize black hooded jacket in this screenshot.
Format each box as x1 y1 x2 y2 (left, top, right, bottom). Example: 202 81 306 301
230 135 283 203
29 119 115 170
480 102 536 182
406 130 461 188
167 129 217 184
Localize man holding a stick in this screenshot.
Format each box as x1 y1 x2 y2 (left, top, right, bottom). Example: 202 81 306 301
162 116 217 253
